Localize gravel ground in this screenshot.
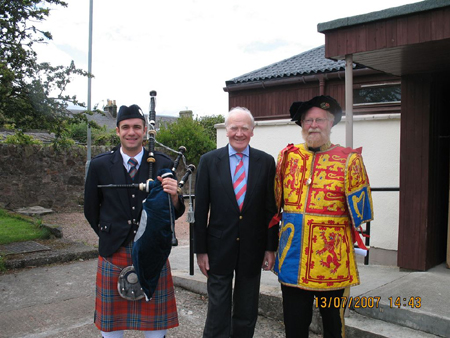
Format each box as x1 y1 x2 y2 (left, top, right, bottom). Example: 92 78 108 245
41 205 191 248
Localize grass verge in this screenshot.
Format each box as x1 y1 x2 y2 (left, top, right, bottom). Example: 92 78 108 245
0 209 53 271
0 209 51 245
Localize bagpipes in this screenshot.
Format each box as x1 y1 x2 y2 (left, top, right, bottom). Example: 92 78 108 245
98 91 195 301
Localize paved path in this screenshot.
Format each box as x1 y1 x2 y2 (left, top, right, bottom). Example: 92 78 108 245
2 241 449 337
0 258 294 338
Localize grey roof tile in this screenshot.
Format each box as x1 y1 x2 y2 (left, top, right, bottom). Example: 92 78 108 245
226 45 361 84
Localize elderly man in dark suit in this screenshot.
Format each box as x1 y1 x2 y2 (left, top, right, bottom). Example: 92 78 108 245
84 104 185 338
194 106 278 338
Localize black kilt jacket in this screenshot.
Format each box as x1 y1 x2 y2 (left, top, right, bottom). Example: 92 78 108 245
84 148 185 257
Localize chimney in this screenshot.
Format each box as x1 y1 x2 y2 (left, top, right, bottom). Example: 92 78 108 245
105 99 118 117
112 100 117 117
179 110 193 119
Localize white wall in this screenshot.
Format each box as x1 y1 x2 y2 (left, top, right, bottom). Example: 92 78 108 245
216 114 401 252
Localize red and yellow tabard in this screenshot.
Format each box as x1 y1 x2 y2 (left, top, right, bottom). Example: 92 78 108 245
273 143 373 291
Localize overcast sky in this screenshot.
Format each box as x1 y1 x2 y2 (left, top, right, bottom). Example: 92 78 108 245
35 0 420 117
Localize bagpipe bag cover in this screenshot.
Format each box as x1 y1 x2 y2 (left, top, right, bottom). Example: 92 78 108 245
132 168 174 300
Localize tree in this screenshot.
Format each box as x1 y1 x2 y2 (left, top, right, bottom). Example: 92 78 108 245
67 121 119 146
156 116 218 167
0 0 90 139
197 114 225 144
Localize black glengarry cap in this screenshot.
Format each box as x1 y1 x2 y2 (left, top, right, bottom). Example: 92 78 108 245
116 104 145 126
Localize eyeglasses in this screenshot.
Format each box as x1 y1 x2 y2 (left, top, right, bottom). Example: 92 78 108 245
302 118 329 126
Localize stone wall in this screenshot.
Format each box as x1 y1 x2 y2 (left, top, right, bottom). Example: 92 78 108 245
0 144 195 212
0 144 104 211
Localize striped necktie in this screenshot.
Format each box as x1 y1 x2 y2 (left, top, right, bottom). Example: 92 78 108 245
233 153 247 211
128 157 138 180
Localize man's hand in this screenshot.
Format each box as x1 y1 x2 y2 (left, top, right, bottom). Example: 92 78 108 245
157 175 180 208
262 251 275 271
196 253 210 278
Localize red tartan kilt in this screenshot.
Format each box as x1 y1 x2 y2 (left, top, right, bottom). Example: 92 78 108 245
94 245 178 332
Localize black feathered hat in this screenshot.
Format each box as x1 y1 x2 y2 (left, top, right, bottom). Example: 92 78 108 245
116 104 145 126
289 95 342 127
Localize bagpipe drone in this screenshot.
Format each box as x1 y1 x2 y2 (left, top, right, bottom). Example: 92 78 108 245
98 91 195 301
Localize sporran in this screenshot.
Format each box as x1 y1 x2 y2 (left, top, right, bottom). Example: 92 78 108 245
117 265 145 301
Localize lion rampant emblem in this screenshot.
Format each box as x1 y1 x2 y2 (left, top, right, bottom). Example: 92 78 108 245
316 231 343 274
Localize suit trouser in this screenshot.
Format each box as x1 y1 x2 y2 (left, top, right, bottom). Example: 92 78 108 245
203 270 262 338
281 284 346 338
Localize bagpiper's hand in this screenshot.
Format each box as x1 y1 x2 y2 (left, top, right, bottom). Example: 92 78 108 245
158 175 178 196
157 175 181 208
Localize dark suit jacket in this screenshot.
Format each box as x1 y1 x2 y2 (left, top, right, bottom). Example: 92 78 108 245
194 145 278 277
84 148 185 257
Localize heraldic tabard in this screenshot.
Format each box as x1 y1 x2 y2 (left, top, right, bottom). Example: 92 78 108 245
273 143 374 291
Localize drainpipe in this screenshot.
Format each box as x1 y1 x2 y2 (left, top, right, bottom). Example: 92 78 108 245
345 54 353 148
318 74 325 95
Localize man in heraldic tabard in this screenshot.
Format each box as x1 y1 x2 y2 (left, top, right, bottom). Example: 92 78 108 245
271 95 374 338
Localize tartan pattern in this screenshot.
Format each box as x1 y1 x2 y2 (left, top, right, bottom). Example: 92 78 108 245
94 245 178 332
